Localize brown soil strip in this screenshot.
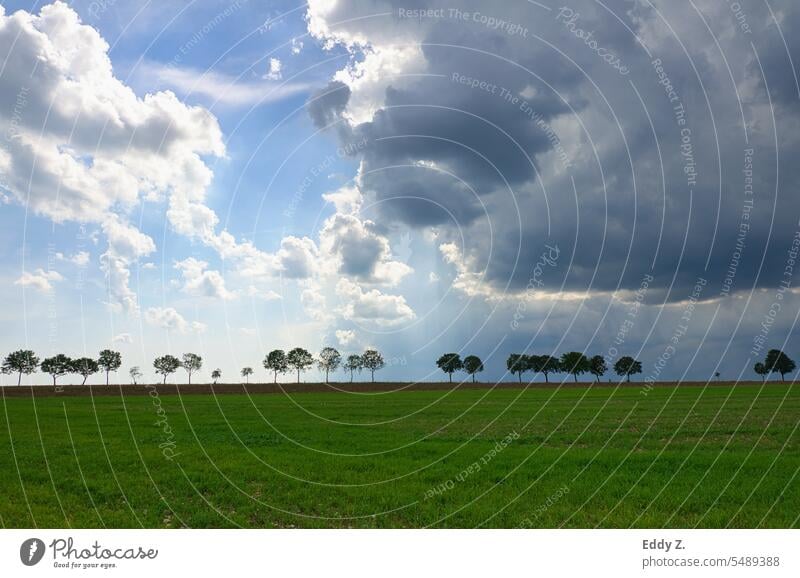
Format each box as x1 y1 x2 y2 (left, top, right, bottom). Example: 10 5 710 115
0 380 763 398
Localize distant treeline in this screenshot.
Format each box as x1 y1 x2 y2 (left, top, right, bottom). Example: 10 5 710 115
0 346 795 386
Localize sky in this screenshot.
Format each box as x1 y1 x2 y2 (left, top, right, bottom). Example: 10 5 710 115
1 0 799 385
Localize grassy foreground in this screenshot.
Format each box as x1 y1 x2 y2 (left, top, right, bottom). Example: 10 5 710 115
0 382 797 528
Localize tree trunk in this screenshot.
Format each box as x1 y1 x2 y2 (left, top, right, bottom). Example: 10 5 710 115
350 370 353 383
449 373 452 383
297 369 300 383
781 372 785 382
517 372 521 383
18 372 22 386
52 375 56 386
82 375 87 385
544 372 548 383
326 369 329 383
106 371 109 386
163 374 167 384
371 369 375 383
188 373 191 385
274 372 277 384
472 374 475 383
626 373 630 382
573 373 577 382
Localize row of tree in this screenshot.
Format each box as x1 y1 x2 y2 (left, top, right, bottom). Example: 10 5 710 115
2 347 798 385
148 347 387 384
504 353 642 383
0 347 389 385
1 349 121 386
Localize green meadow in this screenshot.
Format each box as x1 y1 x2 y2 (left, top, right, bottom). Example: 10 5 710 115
0 382 797 528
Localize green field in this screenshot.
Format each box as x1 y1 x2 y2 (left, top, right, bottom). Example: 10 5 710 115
1 382 798 528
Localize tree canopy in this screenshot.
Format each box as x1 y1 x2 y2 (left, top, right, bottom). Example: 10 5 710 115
436 353 463 382
463 355 484 382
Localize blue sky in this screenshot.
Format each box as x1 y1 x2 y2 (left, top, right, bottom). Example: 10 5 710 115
2 0 800 385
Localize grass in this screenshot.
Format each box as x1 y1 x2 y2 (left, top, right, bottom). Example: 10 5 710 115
0 382 798 528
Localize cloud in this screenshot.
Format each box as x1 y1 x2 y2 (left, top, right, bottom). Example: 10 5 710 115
318 210 412 286
302 0 800 305
14 269 63 293
246 285 282 301
112 333 133 344
145 307 188 332
56 251 90 267
335 278 415 327
264 57 283 81
0 2 222 312
175 257 235 300
335 329 356 346
147 63 309 107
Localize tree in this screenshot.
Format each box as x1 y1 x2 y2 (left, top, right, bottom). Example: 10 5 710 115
344 354 363 383
241 367 253 383
211 369 222 384
181 353 202 384
539 355 560 383
2 350 40 386
560 352 590 382
153 355 181 384
436 353 463 383
525 355 543 381
589 355 607 383
70 357 99 385
614 356 642 382
318 347 342 383
506 353 527 383
754 362 769 382
41 354 72 386
97 349 122 386
264 350 288 383
463 355 484 383
764 349 796 382
361 349 385 383
129 366 143 385
287 347 314 383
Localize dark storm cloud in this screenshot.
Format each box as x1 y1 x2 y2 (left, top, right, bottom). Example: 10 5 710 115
306 0 800 301
307 80 351 130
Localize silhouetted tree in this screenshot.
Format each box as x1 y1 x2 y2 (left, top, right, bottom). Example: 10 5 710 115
507 353 527 383
181 353 202 384
614 356 642 382
241 367 253 383
589 355 607 383
525 355 544 382
129 366 143 385
436 353 463 383
318 347 342 383
41 354 72 386
754 362 769 382
287 348 314 383
540 355 560 383
344 354 363 382
264 350 288 383
97 349 122 386
361 349 385 383
2 350 40 385
153 355 181 384
463 355 484 383
561 352 590 382
70 357 99 385
764 349 796 382
212 369 221 384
